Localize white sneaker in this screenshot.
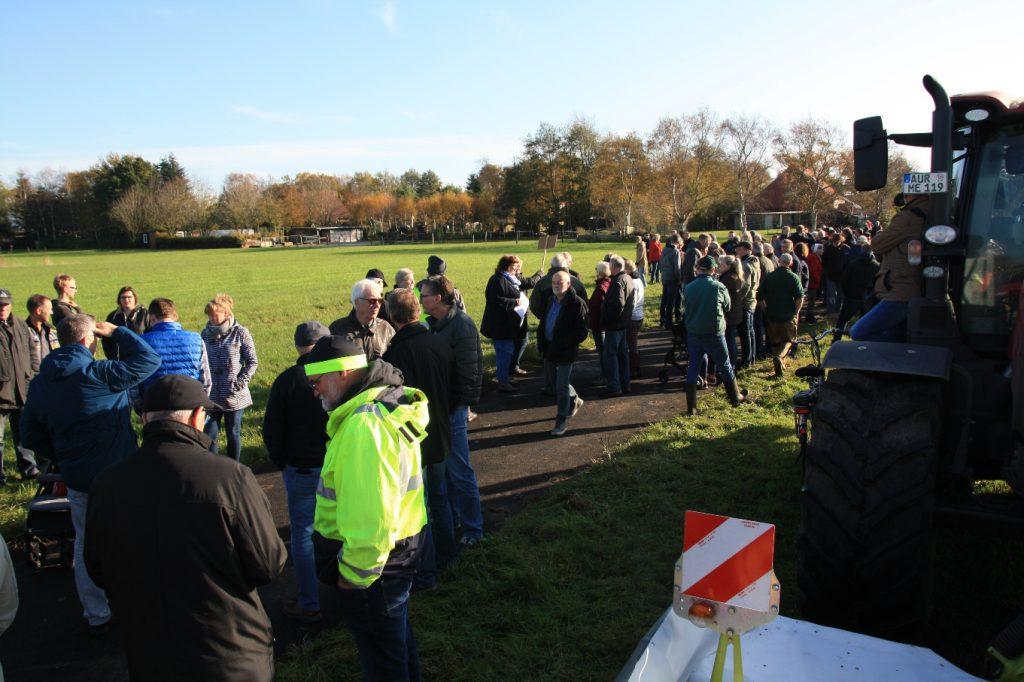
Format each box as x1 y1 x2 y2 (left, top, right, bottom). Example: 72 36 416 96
571 397 584 417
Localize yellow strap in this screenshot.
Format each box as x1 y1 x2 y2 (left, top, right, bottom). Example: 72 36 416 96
305 354 368 376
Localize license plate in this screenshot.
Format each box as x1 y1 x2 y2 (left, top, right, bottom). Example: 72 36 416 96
903 172 947 194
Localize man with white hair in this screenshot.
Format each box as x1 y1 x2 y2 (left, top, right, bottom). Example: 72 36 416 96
598 254 636 397
382 268 417 325
329 279 396 360
757 252 805 377
528 252 587 319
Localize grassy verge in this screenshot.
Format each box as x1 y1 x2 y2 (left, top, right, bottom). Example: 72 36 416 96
277 351 1023 681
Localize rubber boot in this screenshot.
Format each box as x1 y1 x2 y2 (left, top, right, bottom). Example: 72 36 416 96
685 383 698 416
772 356 784 377
724 379 748 407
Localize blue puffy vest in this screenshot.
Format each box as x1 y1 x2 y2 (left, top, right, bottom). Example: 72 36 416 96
141 322 205 388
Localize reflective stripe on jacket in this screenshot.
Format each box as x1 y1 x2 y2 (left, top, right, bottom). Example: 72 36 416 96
313 384 429 587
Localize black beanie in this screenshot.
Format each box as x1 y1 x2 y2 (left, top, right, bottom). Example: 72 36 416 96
427 255 447 276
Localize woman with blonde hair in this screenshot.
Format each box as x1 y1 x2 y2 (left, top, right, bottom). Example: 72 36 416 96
717 255 749 369
634 237 648 286
201 293 258 460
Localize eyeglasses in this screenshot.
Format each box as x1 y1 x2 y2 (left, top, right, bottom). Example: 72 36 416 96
358 297 383 307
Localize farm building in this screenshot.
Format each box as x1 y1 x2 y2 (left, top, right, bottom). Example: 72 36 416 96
286 226 365 245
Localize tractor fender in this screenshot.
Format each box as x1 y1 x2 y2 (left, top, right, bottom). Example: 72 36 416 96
822 340 952 380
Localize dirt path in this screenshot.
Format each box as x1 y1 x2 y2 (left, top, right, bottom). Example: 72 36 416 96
0 329 682 681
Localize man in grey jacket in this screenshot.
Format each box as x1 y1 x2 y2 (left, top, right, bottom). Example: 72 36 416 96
421 275 485 547
681 233 711 286
599 256 636 398
659 237 683 328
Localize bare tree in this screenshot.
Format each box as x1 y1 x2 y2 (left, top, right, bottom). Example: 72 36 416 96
775 118 848 228
217 173 270 229
110 185 150 238
722 114 776 230
646 116 689 225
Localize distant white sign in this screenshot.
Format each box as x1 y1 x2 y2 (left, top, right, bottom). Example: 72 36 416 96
903 172 948 194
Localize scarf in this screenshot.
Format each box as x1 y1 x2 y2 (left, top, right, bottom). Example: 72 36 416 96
204 317 233 341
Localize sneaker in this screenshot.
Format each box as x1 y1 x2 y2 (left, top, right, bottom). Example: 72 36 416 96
284 600 323 624
467 408 478 422
498 381 518 393
571 397 584 417
599 389 623 398
22 466 39 481
512 367 529 376
459 535 481 549
551 422 568 436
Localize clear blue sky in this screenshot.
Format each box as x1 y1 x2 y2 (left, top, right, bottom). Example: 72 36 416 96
2 0 1020 190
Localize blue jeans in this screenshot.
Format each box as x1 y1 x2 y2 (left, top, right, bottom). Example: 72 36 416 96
686 333 735 385
543 360 578 423
283 465 321 611
850 300 908 342
512 330 528 371
592 330 606 379
602 329 630 393
336 576 420 681
739 310 756 368
445 407 483 540
724 323 740 370
825 278 843 314
205 409 244 460
492 339 515 383
650 261 661 283
415 462 456 589
68 490 111 626
754 308 768 358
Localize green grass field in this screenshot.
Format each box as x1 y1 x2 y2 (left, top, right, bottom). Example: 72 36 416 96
1 242 1020 679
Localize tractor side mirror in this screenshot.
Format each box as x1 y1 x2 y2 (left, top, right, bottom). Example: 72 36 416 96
1006 144 1024 175
854 116 889 191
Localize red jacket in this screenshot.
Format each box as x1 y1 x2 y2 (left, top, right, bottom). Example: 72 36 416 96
588 278 610 331
806 253 823 290
648 242 663 264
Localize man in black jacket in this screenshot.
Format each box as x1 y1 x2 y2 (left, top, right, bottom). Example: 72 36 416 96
599 256 636 398
821 232 850 314
421 275 485 547
527 253 588 319
86 375 287 682
538 272 588 436
383 289 458 587
0 287 39 482
262 321 331 624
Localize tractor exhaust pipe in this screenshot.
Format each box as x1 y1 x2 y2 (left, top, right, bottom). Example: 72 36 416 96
923 75 953 228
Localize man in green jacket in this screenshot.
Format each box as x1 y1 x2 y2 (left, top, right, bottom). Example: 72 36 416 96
757 253 805 376
682 256 747 415
307 335 429 681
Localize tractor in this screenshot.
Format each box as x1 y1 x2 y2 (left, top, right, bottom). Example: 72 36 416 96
795 75 1024 662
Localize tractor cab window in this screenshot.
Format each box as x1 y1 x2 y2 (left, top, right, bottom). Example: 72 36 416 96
961 124 1024 340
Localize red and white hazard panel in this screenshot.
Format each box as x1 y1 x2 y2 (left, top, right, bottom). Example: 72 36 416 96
679 511 775 612
674 511 780 635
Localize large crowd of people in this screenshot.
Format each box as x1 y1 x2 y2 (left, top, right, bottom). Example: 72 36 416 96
0 211 907 679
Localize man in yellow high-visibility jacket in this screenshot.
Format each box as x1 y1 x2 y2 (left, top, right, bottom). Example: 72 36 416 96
307 335 429 681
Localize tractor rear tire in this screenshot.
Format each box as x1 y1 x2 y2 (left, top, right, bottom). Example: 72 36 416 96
798 369 943 641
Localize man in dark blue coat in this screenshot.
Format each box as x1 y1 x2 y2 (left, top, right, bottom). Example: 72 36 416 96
537 271 589 435
21 314 160 634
